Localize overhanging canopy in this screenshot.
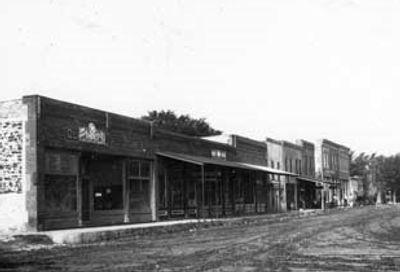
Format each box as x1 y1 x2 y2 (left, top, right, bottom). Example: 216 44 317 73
156 152 297 176
296 176 333 184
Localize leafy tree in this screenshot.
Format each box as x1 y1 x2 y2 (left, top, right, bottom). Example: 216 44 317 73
379 155 400 202
141 110 222 137
350 151 369 177
351 151 400 204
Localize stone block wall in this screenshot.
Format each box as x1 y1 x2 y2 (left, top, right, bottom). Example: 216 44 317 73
0 121 23 193
0 99 28 232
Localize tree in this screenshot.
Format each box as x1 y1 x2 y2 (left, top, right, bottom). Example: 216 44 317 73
350 152 369 177
351 151 400 204
378 155 400 203
350 152 380 203
141 110 222 137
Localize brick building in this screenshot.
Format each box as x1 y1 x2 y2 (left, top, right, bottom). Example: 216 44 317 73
315 139 350 208
0 96 294 231
265 138 286 212
296 140 321 209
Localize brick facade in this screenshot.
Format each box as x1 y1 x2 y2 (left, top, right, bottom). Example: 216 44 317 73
0 95 353 231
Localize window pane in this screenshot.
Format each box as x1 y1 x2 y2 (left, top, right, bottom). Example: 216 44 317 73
131 179 142 193
130 178 150 211
45 152 78 175
129 161 140 177
45 175 77 212
140 161 150 177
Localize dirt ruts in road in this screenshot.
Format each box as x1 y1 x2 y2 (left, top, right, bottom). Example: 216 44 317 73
1 206 400 271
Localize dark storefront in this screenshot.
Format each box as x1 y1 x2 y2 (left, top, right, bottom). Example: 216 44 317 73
156 152 291 219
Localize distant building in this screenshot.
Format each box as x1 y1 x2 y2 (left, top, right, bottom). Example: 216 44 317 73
281 141 302 211
266 138 285 212
296 140 320 209
315 139 350 208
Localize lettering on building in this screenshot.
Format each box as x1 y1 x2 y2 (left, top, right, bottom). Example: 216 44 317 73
66 122 106 145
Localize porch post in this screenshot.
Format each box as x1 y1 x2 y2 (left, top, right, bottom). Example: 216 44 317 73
278 176 281 212
183 163 187 218
294 178 298 210
151 159 157 221
77 154 83 227
232 170 236 215
123 160 129 223
201 164 205 219
221 169 226 217
254 172 258 214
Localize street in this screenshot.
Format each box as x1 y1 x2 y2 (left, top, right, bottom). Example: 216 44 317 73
1 205 400 271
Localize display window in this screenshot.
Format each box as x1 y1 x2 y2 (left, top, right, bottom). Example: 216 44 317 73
44 151 79 213
128 160 151 211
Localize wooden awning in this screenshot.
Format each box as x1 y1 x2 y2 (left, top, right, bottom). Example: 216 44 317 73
156 152 297 176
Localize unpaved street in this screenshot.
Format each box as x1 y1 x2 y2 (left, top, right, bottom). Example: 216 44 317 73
1 206 400 271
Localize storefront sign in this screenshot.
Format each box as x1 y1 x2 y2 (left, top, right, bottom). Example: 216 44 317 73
67 122 106 145
79 123 106 145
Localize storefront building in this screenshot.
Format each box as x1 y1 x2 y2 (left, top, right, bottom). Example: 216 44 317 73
0 95 295 231
315 139 350 208
296 140 321 209
265 138 287 212
281 141 301 211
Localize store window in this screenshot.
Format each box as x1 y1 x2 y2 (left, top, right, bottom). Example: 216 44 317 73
44 151 78 213
129 160 151 211
45 175 77 212
323 150 329 168
243 173 254 204
158 167 167 209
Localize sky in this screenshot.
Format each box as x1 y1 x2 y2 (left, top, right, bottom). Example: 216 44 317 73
1 0 400 156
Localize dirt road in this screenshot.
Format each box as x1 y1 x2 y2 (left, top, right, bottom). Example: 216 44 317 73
1 205 400 271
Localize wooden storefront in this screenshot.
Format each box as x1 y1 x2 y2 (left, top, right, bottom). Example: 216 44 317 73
156 152 293 219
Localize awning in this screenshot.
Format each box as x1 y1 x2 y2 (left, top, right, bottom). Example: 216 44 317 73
156 152 297 176
296 176 334 185
296 176 321 184
238 163 297 176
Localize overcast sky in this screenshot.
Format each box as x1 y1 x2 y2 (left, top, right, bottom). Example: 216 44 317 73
2 0 400 155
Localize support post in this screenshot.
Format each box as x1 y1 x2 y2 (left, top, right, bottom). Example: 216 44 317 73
123 160 129 223
201 164 205 219
151 159 157 221
77 154 83 227
294 178 298 210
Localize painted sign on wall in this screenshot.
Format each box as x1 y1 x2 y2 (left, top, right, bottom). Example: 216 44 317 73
66 122 106 145
79 122 106 145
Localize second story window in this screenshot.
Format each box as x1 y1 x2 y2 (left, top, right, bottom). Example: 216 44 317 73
211 150 227 160
323 151 329 168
